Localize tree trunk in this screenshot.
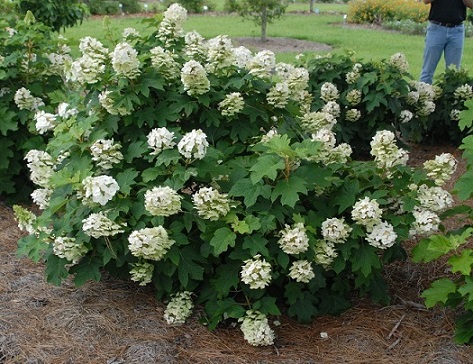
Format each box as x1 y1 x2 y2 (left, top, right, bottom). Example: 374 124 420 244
261 5 267 42
310 0 315 13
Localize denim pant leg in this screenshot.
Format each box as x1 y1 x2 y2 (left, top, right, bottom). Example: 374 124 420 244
420 23 447 84
444 25 465 69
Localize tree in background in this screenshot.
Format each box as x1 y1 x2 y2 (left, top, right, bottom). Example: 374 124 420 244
17 0 88 31
235 0 288 42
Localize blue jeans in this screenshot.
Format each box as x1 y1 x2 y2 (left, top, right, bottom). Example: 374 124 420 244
420 22 465 84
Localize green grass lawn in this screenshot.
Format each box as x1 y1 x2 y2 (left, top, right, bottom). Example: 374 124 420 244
64 6 473 80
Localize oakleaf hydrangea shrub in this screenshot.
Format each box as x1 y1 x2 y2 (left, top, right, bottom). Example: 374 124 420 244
14 4 459 346
0 12 68 200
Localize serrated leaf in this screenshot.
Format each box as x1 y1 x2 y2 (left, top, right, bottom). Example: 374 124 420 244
228 178 271 207
412 235 460 263
459 100 473 131
250 154 285 183
449 249 473 276
17 235 49 262
271 175 308 207
178 246 205 287
45 254 69 286
351 244 381 278
458 276 473 299
116 168 139 195
210 227 237 256
242 234 269 256
69 255 102 286
454 169 473 201
253 296 281 316
211 261 241 297
422 278 457 308
332 179 359 214
287 291 318 323
125 141 148 163
0 107 18 135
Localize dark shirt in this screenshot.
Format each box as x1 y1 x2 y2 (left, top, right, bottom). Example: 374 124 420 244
429 0 467 24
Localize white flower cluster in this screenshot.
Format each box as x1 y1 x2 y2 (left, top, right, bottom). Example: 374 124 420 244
240 254 272 289
45 44 72 76
219 92 245 116
454 84 473 101
321 217 352 244
128 226 175 261
90 139 123 170
407 81 436 117
181 60 210 96
150 46 180 80
82 175 119 206
322 101 340 118
239 310 275 346
157 3 188 46
260 128 279 143
129 261 154 286
192 186 230 221
53 236 89 264
345 63 362 84
163 291 194 325
410 208 440 236
247 50 276 79
288 260 315 283
66 37 108 84
34 110 56 134
416 184 453 212
147 127 176 155
346 89 362 106
389 52 409 73
310 129 352 165
184 31 208 62
31 188 52 210
25 149 55 188
13 205 37 234
400 110 413 123
450 109 461 121
314 240 338 268
345 108 361 122
110 42 141 79
365 221 397 249
98 90 131 116
144 186 182 216
320 82 339 102
122 27 140 40
232 46 252 68
14 87 44 111
177 129 209 160
82 211 126 238
278 222 310 255
267 82 290 108
57 102 78 119
423 153 457 186
300 111 336 134
351 196 383 231
206 35 235 74
370 130 409 172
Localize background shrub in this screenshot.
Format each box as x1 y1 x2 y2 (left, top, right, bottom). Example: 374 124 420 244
348 0 428 25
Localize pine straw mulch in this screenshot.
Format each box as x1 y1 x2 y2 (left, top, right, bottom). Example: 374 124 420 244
2 144 473 364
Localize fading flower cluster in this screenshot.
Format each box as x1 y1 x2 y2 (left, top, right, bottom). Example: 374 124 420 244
14 87 44 111
321 217 352 244
423 153 457 186
184 31 208 62
150 46 180 80
345 63 362 84
288 260 315 283
147 127 176 155
278 222 310 255
206 35 235 74
370 130 409 172
34 110 57 134
98 90 131 116
66 37 108 84
299 111 336 134
240 254 272 289
163 291 194 325
157 3 187 46
31 188 52 210
129 261 154 286
144 186 182 216
177 129 209 160
13 205 37 234
25 150 55 188
346 89 362 106
345 108 361 122
81 175 120 206
389 52 409 73
247 50 275 79
454 84 473 101
322 101 340 118
181 60 210 96
314 240 338 269
82 211 126 238
219 92 245 116
416 184 454 212
90 139 123 170
128 226 175 261
365 221 397 249
110 42 141 79
351 196 383 231
53 236 89 264
192 186 230 221
320 82 339 102
239 310 275 346
267 82 290 108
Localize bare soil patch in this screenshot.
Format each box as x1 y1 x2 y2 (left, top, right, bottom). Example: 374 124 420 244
2 144 473 363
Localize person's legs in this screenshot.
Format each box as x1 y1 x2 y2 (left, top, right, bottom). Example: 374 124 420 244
444 25 465 69
420 23 448 84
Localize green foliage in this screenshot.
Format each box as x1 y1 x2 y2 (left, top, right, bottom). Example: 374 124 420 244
17 0 88 31
163 0 215 13
348 0 428 25
87 0 121 15
10 3 464 345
